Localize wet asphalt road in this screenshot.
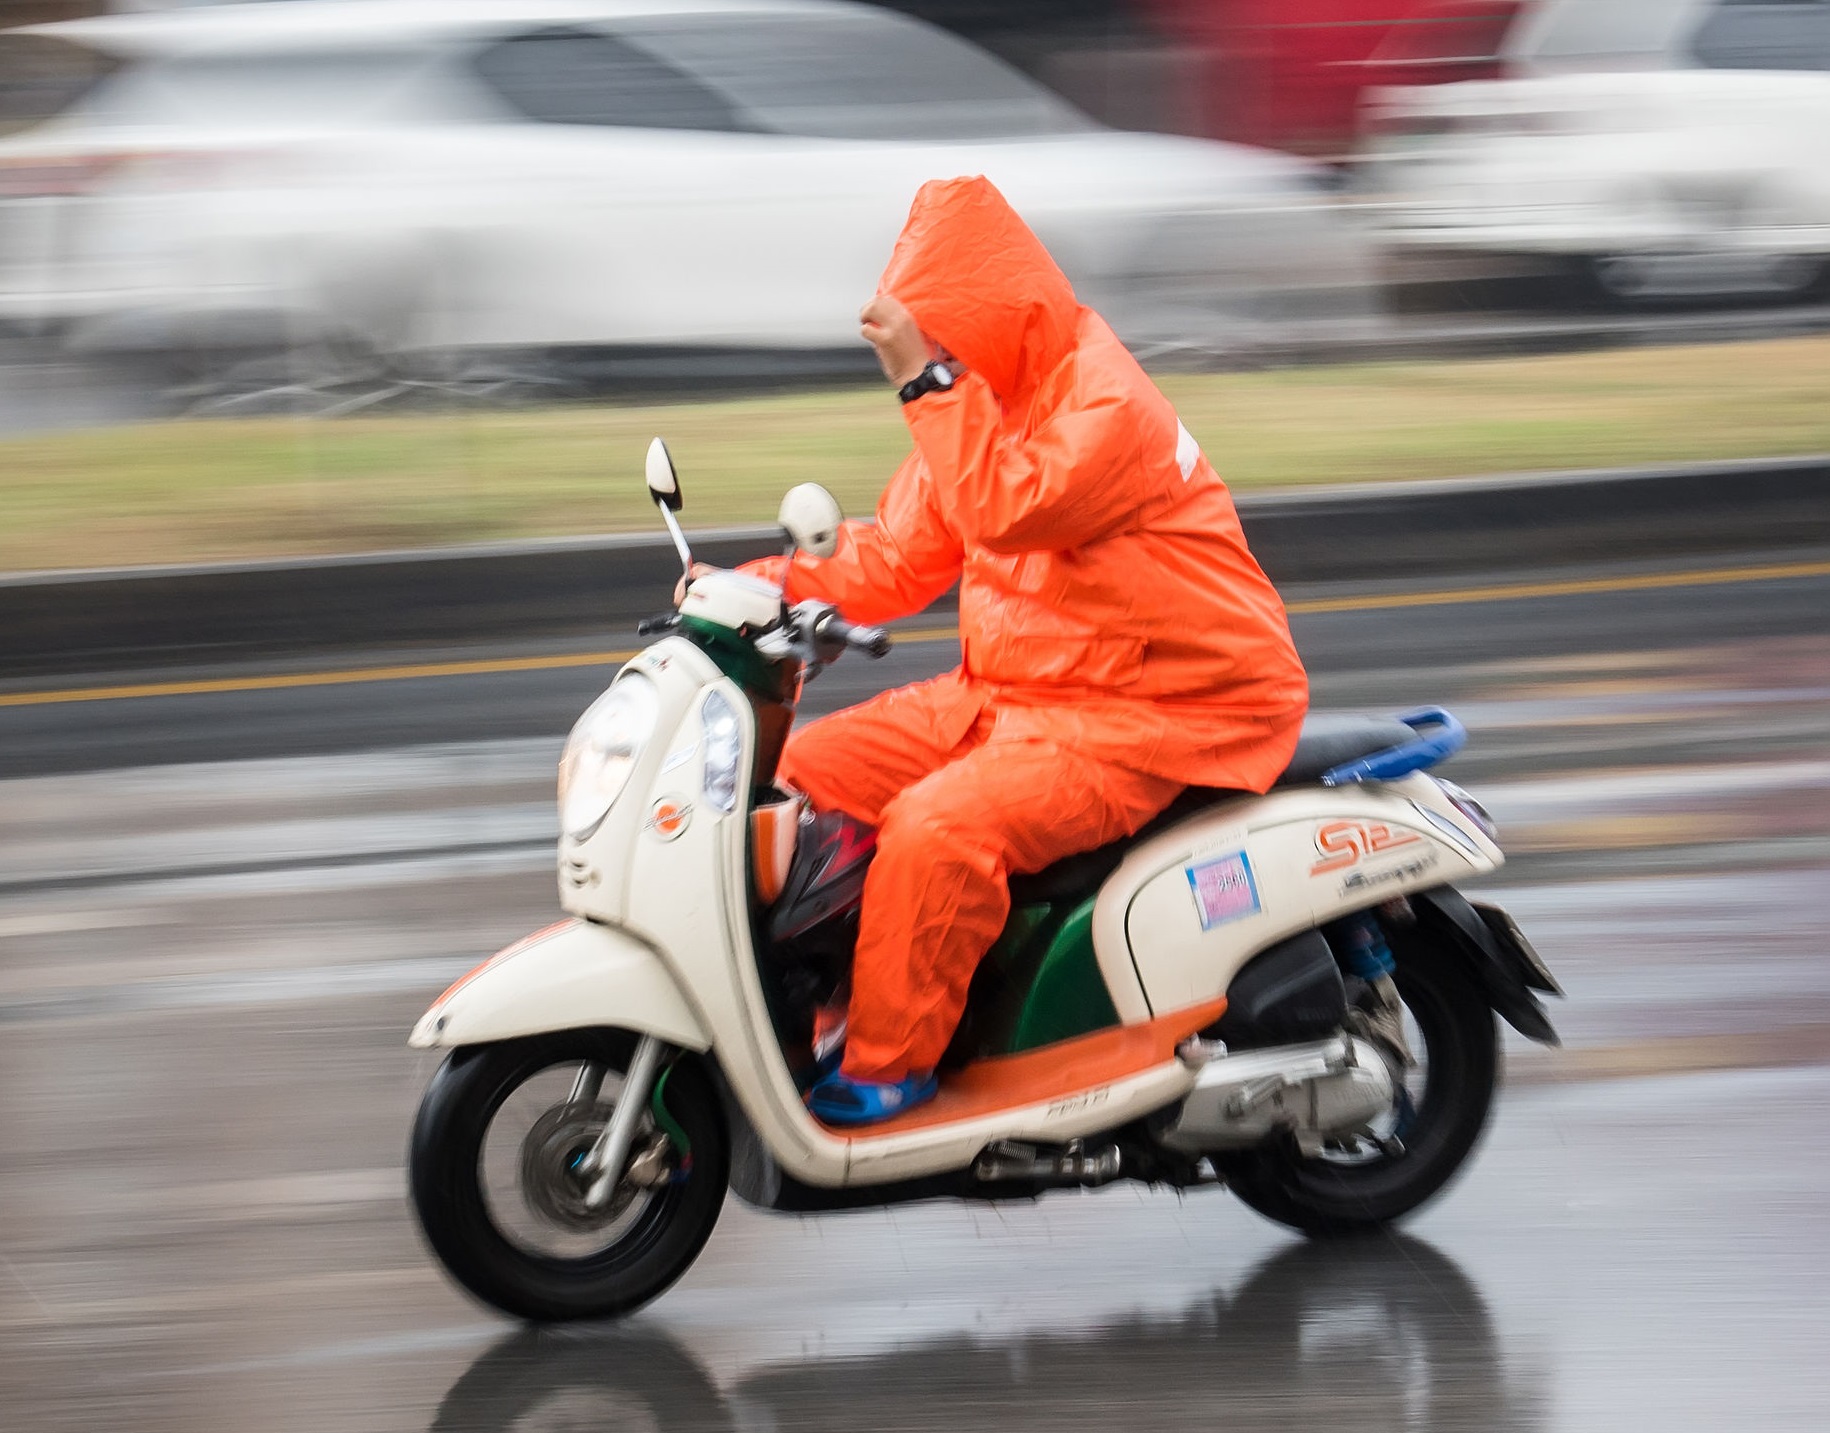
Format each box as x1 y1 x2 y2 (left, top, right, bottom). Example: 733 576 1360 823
1 554 1827 1431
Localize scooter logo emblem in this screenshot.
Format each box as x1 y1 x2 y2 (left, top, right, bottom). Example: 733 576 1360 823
1309 819 1420 876
648 797 693 841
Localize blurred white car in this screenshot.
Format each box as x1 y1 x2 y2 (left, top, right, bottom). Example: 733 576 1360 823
1358 0 1830 301
0 0 1367 372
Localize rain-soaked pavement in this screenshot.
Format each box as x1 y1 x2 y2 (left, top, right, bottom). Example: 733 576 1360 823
1 556 1827 1431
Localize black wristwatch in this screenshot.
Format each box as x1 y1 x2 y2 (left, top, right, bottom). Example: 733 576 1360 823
898 360 957 405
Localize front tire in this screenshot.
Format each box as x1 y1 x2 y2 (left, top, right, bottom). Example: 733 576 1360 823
1223 933 1498 1236
410 1029 728 1322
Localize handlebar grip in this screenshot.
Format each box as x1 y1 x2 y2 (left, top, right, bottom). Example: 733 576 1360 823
637 613 681 636
847 623 892 658
813 610 891 658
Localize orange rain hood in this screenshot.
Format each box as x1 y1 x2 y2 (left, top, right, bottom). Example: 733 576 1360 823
877 176 1078 407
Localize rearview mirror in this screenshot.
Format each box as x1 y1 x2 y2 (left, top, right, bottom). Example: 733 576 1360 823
778 483 843 559
645 436 692 574
646 437 682 512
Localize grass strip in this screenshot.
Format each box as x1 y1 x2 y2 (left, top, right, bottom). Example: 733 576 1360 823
3 334 1827 572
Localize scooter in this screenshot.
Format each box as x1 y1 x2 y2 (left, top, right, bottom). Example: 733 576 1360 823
408 439 1562 1323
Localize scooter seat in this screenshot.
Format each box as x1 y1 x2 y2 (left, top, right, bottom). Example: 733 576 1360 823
1272 714 1420 789
1005 714 1418 907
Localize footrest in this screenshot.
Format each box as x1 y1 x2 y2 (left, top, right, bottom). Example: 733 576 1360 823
820 998 1226 1138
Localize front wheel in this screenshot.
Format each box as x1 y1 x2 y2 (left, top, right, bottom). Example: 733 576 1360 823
409 1029 728 1322
1222 934 1497 1236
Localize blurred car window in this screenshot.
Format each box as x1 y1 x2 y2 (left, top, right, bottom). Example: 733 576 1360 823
1515 0 1711 67
614 12 1094 139
1692 0 1830 71
71 49 458 130
0 35 116 134
472 27 751 133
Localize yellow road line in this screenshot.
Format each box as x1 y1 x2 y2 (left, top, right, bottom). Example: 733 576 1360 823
868 625 963 646
0 626 969 710
1285 556 1830 615
0 650 640 708
3 560 1825 710
1509 1024 1830 1087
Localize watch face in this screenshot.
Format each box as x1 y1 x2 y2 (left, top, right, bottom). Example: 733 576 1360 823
932 363 954 387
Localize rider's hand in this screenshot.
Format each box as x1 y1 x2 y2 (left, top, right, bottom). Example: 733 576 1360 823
860 296 938 388
674 562 715 606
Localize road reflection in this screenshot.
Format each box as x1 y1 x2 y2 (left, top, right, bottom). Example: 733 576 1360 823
430 1236 1541 1433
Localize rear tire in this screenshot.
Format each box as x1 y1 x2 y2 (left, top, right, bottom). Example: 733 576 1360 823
410 1029 728 1322
1222 934 1497 1236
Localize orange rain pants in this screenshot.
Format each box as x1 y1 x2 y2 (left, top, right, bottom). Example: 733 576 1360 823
748 177 1309 1081
780 681 1186 1081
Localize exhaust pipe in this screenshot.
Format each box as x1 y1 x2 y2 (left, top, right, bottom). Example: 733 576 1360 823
974 1139 1123 1186
1158 1035 1396 1153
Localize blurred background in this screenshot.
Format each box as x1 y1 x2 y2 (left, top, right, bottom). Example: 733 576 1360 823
0 0 1826 567
0 0 1827 417
0 3 1826 1431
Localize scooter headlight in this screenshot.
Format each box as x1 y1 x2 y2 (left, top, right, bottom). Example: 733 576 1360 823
558 673 659 840
701 690 744 814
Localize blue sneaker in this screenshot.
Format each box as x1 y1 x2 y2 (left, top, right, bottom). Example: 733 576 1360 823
806 1069 939 1126
794 1044 842 1093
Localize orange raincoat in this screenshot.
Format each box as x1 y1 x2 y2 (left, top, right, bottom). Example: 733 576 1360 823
754 178 1308 1081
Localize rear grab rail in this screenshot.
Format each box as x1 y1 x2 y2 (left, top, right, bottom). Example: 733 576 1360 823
1319 706 1467 787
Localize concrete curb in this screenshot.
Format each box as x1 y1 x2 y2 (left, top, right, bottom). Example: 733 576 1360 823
3 455 1825 676
1239 453 1829 581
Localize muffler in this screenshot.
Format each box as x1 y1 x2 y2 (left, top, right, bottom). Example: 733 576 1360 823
973 1139 1123 1187
1158 1035 1396 1153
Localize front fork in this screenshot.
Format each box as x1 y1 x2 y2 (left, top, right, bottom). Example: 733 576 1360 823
573 1034 671 1210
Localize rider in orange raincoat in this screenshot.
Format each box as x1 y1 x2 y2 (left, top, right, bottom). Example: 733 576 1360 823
746 177 1309 1124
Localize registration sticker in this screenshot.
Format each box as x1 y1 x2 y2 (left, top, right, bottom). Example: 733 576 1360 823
1186 850 1261 930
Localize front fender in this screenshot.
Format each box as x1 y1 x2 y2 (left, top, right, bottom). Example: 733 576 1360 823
409 919 710 1052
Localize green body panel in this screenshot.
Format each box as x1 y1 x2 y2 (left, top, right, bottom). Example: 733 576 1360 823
981 904 1053 975
1006 898 1118 1051
678 616 797 702
966 896 1117 1056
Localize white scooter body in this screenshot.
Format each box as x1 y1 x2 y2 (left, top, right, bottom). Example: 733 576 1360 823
411 598 1504 1191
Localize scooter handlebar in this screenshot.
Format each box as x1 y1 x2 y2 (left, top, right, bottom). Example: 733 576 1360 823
813 611 891 659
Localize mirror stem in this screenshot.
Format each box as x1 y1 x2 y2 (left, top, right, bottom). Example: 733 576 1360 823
657 502 694 576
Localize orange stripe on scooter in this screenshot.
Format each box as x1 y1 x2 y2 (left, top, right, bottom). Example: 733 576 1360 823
431 919 575 1008
824 998 1227 1138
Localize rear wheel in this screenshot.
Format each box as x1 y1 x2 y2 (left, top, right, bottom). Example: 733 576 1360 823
409 1029 728 1322
1222 934 1497 1236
